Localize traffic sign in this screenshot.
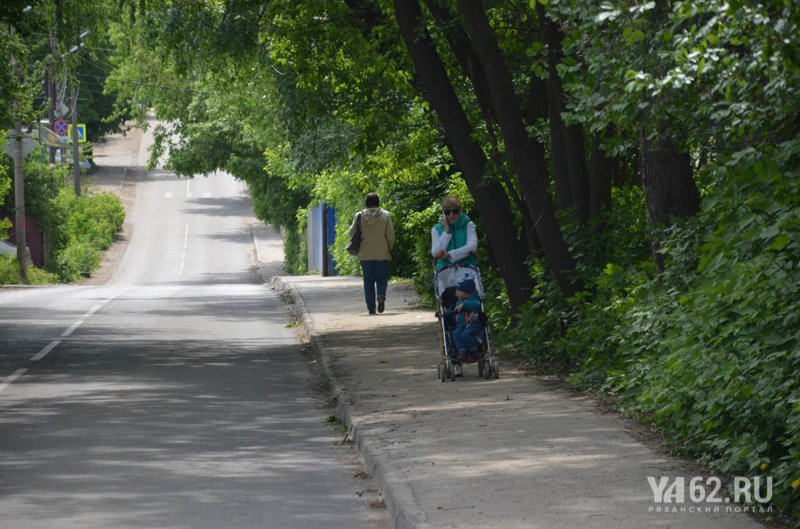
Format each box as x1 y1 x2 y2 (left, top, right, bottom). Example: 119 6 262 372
56 102 70 119
4 131 36 161
53 118 69 136
38 124 68 147
67 123 87 143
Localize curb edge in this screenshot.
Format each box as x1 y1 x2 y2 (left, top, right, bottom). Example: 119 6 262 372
271 276 431 529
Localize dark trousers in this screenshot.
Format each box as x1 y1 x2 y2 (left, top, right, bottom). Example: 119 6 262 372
452 319 482 354
360 260 389 313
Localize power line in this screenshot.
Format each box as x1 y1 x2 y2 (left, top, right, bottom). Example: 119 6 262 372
75 72 211 96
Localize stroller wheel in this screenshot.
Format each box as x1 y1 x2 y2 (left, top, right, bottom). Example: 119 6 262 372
493 361 500 379
437 361 446 382
478 358 485 378
484 360 494 380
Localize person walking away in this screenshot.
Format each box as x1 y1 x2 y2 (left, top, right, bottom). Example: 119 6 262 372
431 196 477 271
349 192 395 314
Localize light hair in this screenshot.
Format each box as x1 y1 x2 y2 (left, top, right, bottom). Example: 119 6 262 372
441 196 461 209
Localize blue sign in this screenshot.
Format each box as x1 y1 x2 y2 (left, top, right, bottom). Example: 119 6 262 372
53 118 69 136
67 124 87 143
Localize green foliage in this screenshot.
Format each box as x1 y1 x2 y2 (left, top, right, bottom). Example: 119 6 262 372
96 1 800 520
607 147 800 517
14 159 65 219
547 146 800 519
48 188 124 281
0 254 58 285
0 160 10 239
0 254 18 284
490 141 799 518
54 240 102 280
490 185 651 374
1 154 121 283
284 213 308 276
0 217 10 240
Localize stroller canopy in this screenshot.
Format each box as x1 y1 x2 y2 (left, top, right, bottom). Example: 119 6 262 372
434 264 484 300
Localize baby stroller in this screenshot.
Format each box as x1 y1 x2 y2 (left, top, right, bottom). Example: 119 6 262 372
434 264 498 381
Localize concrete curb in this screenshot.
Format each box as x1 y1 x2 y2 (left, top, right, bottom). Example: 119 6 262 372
271 276 431 529
250 222 271 286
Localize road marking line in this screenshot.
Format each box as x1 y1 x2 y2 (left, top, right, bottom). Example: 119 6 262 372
31 340 61 362
178 223 189 279
0 368 28 394
1 294 122 396
84 303 103 318
165 191 173 198
62 320 84 337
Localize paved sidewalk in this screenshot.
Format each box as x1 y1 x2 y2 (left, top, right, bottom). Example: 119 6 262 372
253 227 767 529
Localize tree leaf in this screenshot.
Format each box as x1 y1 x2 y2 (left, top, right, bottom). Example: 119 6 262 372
770 234 791 251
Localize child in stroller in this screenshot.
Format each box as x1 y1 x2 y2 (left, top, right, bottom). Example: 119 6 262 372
435 264 498 381
448 277 482 363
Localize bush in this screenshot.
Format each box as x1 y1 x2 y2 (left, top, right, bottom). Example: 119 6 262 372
493 144 799 520
0 254 18 284
54 241 102 281
544 146 800 520
0 254 58 285
605 147 800 518
56 190 125 251
48 189 125 281
27 263 59 284
490 185 653 376
1 159 124 283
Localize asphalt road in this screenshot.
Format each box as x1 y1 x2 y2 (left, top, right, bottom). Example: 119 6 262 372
0 153 386 528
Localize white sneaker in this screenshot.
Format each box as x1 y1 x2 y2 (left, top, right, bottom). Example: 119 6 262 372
454 364 463 377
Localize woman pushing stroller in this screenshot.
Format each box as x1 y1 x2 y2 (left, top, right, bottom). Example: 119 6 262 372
431 197 497 380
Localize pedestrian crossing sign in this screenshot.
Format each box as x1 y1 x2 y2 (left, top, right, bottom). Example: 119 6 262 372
67 123 87 143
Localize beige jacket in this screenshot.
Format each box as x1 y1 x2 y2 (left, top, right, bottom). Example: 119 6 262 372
349 207 395 261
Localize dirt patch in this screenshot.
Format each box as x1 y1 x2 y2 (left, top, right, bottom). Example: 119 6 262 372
79 126 146 285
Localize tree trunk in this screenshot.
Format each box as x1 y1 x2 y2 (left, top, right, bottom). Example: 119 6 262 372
640 130 700 271
423 0 537 255
394 0 535 311
423 0 495 122
538 4 590 224
457 0 581 297
545 80 573 211
588 129 613 219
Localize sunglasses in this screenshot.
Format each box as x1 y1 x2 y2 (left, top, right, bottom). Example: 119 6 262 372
443 208 460 216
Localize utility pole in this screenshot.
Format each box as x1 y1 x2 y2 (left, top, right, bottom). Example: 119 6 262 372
71 80 80 196
68 28 89 196
47 28 58 165
11 52 29 284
